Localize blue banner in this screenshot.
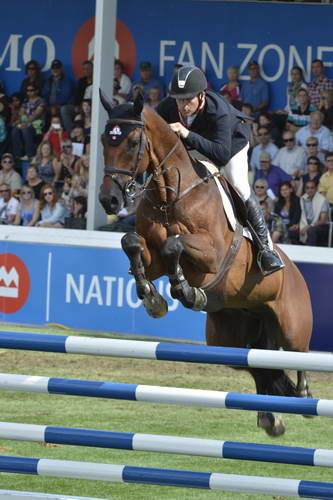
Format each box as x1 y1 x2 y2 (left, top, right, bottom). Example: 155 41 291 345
1 0 333 109
0 241 332 351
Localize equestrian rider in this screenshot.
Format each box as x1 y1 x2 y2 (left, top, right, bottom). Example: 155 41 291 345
156 65 284 276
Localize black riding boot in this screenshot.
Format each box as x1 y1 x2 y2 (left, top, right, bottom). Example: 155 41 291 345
245 193 285 276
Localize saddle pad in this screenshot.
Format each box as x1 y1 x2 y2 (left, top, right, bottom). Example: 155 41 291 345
199 161 253 241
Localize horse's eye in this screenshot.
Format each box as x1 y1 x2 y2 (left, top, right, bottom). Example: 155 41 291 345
127 139 139 151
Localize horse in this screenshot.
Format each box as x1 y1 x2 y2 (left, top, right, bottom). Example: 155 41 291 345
99 91 313 437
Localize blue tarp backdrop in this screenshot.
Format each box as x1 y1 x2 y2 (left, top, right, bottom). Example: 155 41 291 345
0 241 331 352
1 0 333 108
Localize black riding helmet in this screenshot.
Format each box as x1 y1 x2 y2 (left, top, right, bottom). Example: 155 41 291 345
170 66 207 99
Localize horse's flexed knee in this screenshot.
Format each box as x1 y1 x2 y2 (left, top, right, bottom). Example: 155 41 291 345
121 232 168 318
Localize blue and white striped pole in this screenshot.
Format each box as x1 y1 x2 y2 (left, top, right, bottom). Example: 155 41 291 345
0 373 332 417
0 421 332 467
0 455 332 498
0 492 106 500
0 331 332 372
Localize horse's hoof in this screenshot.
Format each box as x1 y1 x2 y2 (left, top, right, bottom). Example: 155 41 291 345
142 283 168 318
143 294 168 318
266 416 285 437
258 413 285 437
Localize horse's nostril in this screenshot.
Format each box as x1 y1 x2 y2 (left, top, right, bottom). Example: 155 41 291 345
110 197 118 207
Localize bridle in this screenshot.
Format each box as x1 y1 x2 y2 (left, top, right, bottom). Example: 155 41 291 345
103 115 182 200
102 114 219 215
103 118 146 176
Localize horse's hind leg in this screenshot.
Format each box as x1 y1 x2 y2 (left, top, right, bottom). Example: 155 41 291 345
250 367 299 437
297 370 315 419
121 232 168 318
297 370 312 398
161 235 208 311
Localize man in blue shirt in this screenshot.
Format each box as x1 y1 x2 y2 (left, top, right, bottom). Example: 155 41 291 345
130 61 165 102
254 151 292 196
240 61 269 117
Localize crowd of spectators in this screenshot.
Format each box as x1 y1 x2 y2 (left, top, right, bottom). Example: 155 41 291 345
0 58 93 229
1 56 333 246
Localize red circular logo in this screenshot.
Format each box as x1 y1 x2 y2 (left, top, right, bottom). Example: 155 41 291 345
71 17 137 79
0 254 30 314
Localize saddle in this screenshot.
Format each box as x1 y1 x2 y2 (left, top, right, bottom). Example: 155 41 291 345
190 155 248 227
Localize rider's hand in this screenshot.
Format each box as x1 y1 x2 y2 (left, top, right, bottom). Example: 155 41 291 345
170 122 189 139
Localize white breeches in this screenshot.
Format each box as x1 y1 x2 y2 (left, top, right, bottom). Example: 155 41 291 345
224 144 251 201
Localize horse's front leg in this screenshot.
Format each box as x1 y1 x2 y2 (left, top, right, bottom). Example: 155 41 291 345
121 232 168 318
161 234 217 311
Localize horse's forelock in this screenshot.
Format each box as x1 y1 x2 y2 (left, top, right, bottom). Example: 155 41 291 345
109 102 141 121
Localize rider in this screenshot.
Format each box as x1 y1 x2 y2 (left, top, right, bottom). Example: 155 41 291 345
156 65 284 276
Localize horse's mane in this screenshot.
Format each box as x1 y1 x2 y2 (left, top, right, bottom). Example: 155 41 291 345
143 106 184 143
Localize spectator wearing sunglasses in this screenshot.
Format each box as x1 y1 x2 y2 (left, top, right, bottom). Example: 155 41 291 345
36 184 66 228
0 183 19 224
13 186 40 226
273 131 306 179
20 60 44 100
250 126 278 172
253 151 292 197
304 136 325 165
0 153 22 194
254 178 275 212
296 156 322 197
58 140 78 183
11 84 46 160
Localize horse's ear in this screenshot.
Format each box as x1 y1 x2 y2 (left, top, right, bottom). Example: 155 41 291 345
99 88 113 116
133 92 144 116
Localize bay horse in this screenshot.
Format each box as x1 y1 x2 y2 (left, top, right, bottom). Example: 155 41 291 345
99 91 313 437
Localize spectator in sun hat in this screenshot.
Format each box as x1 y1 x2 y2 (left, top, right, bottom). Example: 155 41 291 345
0 153 22 194
130 60 165 102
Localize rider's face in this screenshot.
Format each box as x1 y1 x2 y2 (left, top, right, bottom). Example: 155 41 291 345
176 95 200 117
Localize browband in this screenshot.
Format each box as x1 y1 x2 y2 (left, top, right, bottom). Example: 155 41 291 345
107 118 144 127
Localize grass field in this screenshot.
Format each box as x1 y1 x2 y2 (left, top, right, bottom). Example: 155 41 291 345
0 324 332 499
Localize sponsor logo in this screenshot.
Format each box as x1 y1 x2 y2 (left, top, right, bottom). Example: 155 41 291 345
71 17 136 79
0 254 30 313
109 125 122 136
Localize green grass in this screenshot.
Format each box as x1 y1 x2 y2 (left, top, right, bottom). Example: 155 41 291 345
0 324 332 499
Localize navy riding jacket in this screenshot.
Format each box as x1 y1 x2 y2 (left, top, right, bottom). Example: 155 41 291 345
156 90 251 167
